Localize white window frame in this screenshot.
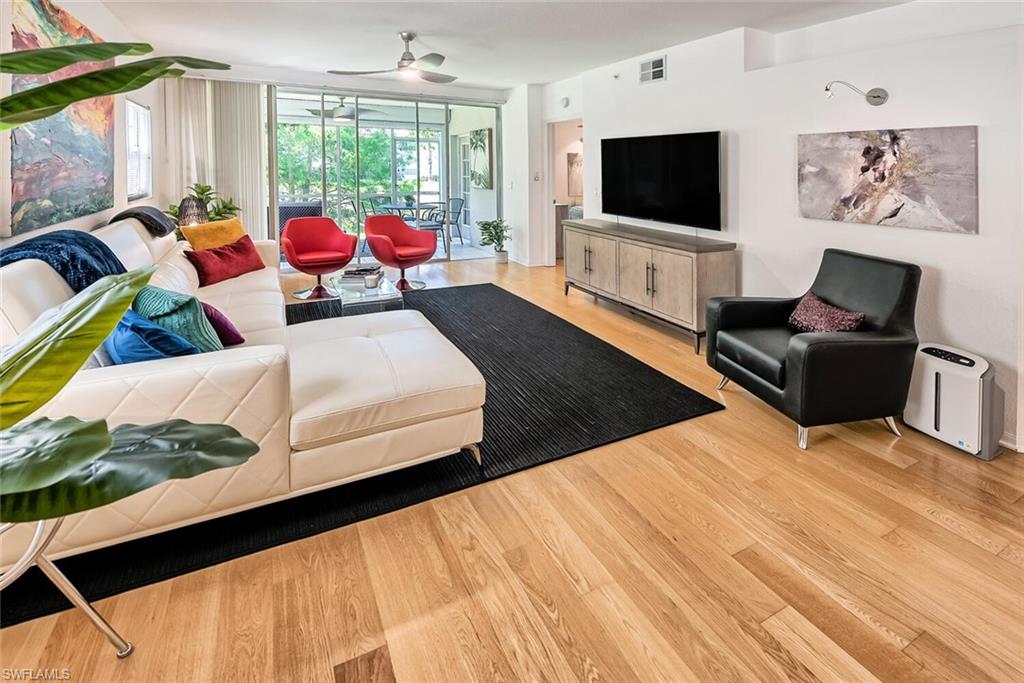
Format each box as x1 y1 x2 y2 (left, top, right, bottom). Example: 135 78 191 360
126 99 153 201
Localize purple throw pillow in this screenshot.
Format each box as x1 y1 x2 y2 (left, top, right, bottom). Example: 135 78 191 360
788 292 865 333
201 303 245 346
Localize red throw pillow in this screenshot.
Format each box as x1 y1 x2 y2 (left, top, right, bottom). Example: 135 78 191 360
788 291 865 333
185 234 265 287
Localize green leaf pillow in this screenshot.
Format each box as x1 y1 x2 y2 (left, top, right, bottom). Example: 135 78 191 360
132 286 223 353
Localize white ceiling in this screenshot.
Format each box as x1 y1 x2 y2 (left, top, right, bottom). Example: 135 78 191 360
103 1 903 91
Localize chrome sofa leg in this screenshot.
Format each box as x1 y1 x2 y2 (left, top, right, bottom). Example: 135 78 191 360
797 426 809 450
465 442 482 466
716 376 730 390
883 416 902 437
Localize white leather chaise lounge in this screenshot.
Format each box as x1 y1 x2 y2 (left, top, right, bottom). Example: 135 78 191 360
0 219 486 566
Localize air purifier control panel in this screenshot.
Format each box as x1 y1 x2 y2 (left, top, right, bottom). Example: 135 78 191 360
921 346 976 367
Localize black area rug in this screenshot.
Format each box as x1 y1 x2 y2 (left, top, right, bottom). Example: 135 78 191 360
2 284 721 627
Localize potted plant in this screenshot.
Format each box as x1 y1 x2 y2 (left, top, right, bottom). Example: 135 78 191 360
165 183 242 228
477 219 510 263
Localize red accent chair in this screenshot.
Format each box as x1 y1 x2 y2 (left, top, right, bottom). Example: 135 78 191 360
364 214 436 291
281 217 358 299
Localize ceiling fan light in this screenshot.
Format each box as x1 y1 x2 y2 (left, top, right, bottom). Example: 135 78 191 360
399 68 419 80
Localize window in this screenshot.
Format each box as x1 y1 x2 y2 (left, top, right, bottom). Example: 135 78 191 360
126 100 152 200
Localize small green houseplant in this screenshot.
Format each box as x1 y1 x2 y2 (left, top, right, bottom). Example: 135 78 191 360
165 183 242 227
477 218 510 263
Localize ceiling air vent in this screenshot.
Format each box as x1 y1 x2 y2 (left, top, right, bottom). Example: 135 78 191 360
640 56 666 84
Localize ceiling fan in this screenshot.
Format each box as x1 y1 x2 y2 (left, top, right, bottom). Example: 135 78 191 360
306 97 384 121
327 31 456 84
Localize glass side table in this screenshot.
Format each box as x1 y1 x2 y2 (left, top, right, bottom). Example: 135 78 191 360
327 275 404 315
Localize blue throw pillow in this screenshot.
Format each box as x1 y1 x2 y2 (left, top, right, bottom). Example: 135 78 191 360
104 310 200 365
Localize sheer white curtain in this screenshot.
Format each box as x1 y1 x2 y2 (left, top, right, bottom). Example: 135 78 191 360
165 77 213 200
211 80 267 240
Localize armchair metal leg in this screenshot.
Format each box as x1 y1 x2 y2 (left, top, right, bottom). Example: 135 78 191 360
465 442 482 466
797 426 809 450
716 376 730 390
883 416 902 437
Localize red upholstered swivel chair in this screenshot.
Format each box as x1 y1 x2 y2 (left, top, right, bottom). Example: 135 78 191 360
281 217 358 299
364 214 436 291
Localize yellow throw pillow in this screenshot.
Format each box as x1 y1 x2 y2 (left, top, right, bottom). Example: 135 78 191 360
182 217 246 251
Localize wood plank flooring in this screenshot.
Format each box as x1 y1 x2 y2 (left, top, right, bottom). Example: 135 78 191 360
2 259 1022 682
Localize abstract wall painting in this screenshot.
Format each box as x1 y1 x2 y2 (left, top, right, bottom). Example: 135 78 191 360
9 0 115 236
797 125 978 234
567 152 583 198
469 128 493 189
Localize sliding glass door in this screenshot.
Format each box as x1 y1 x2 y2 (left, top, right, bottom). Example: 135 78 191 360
270 87 499 264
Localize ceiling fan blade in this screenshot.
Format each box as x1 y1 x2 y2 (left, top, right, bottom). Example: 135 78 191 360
411 52 444 70
417 70 457 84
327 68 396 76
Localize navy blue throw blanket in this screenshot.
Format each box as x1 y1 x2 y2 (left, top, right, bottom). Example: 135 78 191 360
0 230 126 292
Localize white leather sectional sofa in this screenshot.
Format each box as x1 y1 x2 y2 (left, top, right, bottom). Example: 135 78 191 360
0 219 486 566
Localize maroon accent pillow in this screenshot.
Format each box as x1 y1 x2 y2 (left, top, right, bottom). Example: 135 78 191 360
201 302 245 346
788 292 865 333
185 234 265 287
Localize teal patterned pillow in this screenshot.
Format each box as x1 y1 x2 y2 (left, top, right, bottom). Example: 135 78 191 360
132 286 224 353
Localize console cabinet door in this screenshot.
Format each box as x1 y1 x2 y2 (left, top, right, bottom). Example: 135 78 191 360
651 248 695 325
563 229 590 284
588 234 618 295
617 241 652 308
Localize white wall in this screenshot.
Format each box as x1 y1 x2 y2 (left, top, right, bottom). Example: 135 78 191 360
501 84 546 265
449 106 499 245
552 119 583 206
541 5 1023 446
1 1 170 243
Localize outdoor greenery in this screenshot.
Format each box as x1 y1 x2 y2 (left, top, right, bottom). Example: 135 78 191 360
477 218 510 253
0 42 229 131
276 123 440 230
165 183 241 226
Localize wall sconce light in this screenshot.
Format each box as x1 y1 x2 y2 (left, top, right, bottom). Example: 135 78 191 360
824 80 889 106
177 196 209 226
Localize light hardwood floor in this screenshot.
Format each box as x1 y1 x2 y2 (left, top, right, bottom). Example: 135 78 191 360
3 259 1023 682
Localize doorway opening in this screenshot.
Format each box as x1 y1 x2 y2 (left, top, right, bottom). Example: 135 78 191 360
548 118 583 263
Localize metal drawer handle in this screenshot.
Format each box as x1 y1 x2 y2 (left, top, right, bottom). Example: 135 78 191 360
651 264 657 295
645 262 651 295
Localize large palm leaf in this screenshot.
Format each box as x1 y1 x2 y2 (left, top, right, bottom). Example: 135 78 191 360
0 267 154 430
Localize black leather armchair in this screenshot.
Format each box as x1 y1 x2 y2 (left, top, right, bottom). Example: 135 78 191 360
706 249 921 448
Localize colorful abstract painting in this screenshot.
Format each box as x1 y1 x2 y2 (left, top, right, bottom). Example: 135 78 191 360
10 0 115 235
797 126 978 234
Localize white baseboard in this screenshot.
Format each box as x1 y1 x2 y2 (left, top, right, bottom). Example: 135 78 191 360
999 431 1021 453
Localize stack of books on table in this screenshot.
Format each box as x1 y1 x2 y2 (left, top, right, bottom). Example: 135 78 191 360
340 265 382 280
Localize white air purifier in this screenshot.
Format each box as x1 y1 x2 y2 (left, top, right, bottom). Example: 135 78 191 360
903 343 1003 460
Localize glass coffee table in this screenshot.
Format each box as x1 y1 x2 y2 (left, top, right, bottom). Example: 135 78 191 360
326 275 404 316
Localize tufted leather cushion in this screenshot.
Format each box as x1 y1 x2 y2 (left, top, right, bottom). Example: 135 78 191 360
716 327 795 388
287 311 486 450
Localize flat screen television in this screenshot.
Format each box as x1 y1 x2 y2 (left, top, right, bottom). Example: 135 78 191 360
601 131 721 230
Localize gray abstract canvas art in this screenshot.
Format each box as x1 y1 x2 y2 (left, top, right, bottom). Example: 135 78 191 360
797 125 978 234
